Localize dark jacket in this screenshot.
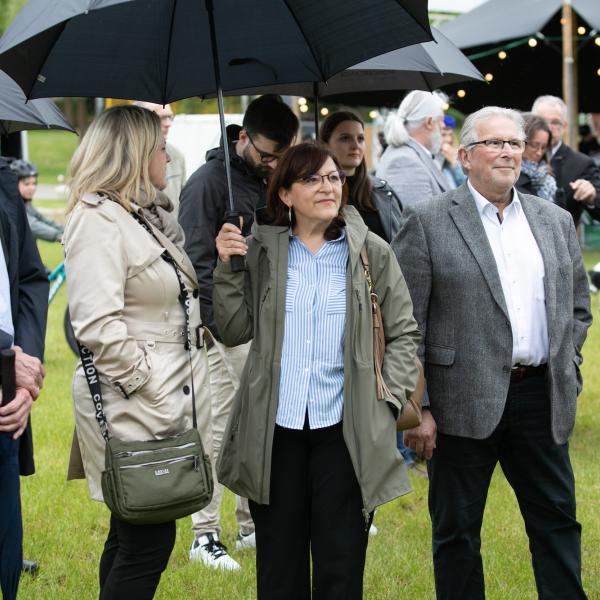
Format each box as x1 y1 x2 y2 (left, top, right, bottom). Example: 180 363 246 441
551 143 600 225
370 175 403 242
178 124 266 339
0 158 49 476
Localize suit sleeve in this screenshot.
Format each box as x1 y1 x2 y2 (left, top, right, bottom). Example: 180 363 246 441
179 171 226 338
392 207 433 406
14 195 48 361
581 159 600 219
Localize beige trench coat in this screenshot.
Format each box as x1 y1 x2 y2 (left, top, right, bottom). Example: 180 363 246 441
64 194 211 501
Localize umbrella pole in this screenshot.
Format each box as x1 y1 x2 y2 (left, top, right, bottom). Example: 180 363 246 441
206 0 244 271
313 82 319 138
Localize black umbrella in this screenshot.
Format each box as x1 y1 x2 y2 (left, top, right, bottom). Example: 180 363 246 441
0 70 75 135
207 27 483 107
0 0 432 269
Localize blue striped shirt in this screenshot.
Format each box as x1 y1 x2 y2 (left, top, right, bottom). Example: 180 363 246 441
276 230 349 430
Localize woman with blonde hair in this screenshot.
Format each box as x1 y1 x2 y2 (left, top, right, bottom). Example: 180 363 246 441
64 105 210 599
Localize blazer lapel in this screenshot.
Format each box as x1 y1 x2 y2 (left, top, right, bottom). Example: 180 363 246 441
408 139 449 192
448 186 510 319
519 193 557 325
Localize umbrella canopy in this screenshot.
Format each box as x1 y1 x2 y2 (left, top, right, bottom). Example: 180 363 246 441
202 27 484 105
0 70 75 135
438 0 600 113
0 0 432 104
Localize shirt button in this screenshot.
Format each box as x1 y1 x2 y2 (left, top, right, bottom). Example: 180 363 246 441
304 368 309 373
306 340 311 344
183 385 190 395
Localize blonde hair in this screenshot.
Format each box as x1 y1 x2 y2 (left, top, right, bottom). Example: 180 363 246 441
67 105 162 213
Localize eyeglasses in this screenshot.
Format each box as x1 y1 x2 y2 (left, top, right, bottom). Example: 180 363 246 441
298 171 346 187
247 133 282 164
527 142 548 153
547 119 565 127
467 139 526 153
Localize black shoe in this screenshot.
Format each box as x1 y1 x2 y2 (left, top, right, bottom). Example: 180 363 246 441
22 559 39 575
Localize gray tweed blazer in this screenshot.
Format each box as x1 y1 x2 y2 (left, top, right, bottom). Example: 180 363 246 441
392 182 592 444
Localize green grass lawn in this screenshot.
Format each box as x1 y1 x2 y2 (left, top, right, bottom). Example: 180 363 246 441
26 130 79 185
16 243 600 599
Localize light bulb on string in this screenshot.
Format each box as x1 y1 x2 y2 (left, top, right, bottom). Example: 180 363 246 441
457 89 466 98
484 73 494 82
528 38 538 48
498 51 507 60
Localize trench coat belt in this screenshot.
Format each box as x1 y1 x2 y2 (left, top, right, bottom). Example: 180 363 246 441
124 320 204 348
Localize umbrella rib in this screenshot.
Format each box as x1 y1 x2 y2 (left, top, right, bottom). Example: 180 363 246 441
161 0 179 105
281 0 326 81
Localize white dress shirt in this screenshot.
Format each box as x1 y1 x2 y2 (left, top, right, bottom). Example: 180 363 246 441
468 181 549 366
0 242 14 340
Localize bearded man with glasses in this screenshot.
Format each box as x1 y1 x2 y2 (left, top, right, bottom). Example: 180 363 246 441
394 106 591 600
179 94 298 572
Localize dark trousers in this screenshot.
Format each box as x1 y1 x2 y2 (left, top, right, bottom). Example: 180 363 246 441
0 433 22 600
98 515 175 600
428 375 586 600
249 422 370 600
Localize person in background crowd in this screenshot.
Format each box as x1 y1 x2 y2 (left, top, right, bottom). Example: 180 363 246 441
63 106 211 600
320 110 402 243
395 106 590 600
214 142 421 599
0 156 48 600
578 124 600 159
532 95 600 225
376 90 449 207
436 115 466 190
320 111 426 481
516 114 557 202
180 94 299 571
10 159 64 242
134 101 186 210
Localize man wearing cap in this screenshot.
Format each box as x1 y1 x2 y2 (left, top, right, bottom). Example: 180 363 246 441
376 90 450 208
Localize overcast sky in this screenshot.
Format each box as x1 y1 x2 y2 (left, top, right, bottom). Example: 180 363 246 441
429 0 487 12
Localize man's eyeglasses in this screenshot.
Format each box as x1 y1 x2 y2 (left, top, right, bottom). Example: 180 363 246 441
247 133 282 164
298 171 346 188
546 119 565 127
467 139 526 153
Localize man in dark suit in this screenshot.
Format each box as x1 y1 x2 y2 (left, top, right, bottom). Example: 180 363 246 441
394 107 591 599
0 156 48 600
532 95 600 226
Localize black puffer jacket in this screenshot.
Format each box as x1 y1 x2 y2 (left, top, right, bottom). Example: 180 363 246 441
179 125 267 340
370 175 403 242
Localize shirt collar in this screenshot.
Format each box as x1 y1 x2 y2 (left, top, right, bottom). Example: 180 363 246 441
289 228 346 242
468 179 520 218
550 141 562 158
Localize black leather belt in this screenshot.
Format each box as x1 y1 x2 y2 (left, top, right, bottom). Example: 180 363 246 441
510 363 547 383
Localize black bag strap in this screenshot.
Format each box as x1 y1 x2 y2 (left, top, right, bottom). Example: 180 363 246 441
77 210 199 441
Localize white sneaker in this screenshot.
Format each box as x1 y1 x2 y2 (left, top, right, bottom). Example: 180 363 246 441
189 533 241 571
235 531 256 551
369 523 378 536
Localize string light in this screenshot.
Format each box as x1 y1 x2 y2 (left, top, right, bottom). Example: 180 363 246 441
577 26 586 35
299 104 309 113
597 68 600 77
498 51 507 59
320 107 329 116
528 38 538 47
442 103 450 111
368 110 378 119
457 89 466 98
595 37 600 47
484 73 494 82
298 97 307 106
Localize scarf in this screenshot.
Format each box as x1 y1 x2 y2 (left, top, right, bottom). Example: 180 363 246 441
135 188 185 252
520 160 557 203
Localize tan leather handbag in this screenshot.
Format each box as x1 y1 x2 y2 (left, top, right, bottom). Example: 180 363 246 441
360 246 423 431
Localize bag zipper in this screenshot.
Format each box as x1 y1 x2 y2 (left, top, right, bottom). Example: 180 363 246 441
115 442 196 458
119 454 198 470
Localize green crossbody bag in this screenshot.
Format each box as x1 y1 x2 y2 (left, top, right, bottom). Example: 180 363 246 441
77 213 213 525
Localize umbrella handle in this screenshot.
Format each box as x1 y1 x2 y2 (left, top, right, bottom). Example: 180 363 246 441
225 211 246 273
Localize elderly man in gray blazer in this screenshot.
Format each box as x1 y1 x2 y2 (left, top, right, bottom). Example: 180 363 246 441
394 106 591 600
376 90 450 208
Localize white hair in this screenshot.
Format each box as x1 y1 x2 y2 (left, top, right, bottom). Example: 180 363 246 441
384 90 446 147
531 95 567 122
459 106 525 149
